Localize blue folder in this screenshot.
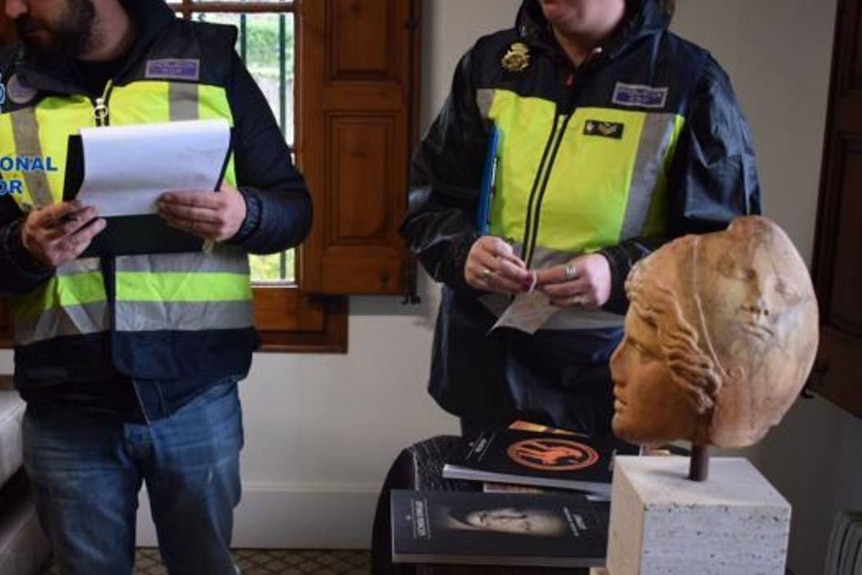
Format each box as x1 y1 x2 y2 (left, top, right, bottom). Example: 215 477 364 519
475 126 499 235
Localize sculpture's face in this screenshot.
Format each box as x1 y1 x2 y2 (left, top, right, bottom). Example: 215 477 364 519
694 218 819 446
610 217 819 448
610 307 701 446
696 220 809 357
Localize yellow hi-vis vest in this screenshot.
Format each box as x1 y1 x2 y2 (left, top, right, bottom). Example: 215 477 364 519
477 89 684 330
0 80 253 348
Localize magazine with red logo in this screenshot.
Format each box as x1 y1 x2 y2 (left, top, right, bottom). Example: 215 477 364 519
442 429 640 497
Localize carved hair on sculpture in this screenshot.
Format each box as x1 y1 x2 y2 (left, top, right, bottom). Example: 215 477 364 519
610 216 819 449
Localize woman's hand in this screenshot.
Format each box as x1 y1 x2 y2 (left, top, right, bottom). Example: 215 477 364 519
464 236 532 294
534 253 612 309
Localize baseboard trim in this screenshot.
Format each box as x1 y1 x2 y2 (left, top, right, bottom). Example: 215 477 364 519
136 482 381 549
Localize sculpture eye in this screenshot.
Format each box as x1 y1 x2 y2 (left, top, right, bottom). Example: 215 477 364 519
772 278 800 302
631 338 658 361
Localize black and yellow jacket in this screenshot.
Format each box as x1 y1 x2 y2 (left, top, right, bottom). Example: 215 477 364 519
0 0 311 419
400 0 760 431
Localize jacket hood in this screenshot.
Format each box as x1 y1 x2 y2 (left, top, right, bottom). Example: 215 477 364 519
121 0 177 53
516 0 669 60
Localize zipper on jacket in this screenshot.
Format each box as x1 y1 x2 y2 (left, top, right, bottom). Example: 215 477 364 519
521 60 595 267
521 112 574 267
92 80 114 127
93 79 120 402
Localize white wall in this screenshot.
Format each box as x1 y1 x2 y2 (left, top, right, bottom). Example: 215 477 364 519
0 0 855 573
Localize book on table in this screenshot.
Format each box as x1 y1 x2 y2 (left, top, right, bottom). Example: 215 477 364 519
442 428 640 498
390 489 608 568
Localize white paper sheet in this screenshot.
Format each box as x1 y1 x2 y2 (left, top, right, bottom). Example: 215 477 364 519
491 290 561 334
76 119 231 217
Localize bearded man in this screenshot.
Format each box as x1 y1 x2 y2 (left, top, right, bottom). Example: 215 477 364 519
0 1 312 573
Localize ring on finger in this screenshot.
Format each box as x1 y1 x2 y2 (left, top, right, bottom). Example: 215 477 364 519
564 262 579 281
481 267 493 281
570 294 587 306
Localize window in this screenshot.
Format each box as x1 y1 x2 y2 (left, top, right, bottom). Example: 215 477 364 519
0 0 421 352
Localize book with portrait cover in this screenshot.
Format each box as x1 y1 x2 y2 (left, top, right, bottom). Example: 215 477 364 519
442 429 640 497
390 489 608 567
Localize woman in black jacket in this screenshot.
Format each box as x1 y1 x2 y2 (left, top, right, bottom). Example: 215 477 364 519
401 0 760 438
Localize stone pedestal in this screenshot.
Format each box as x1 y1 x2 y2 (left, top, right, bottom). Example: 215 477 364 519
606 456 790 575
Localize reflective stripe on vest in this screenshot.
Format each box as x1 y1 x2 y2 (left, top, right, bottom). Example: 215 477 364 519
10 263 108 345
8 107 52 208
0 81 251 345
114 245 252 332
477 89 685 330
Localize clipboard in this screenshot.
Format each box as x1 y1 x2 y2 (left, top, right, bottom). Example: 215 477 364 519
63 130 233 258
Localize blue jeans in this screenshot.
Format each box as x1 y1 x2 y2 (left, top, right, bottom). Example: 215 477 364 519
22 379 244 575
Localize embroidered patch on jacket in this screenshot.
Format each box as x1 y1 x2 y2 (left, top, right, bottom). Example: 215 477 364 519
145 59 200 81
584 120 625 139
6 74 38 105
612 82 668 109
501 42 530 73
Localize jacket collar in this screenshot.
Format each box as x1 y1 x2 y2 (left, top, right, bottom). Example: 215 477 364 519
15 0 176 94
515 0 669 63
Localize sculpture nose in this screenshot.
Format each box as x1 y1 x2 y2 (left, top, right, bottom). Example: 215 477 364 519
743 296 770 320
609 343 626 382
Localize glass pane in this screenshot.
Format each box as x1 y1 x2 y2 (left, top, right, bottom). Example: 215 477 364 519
249 249 296 285
192 11 297 284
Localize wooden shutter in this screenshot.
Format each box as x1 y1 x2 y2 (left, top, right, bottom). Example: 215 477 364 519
297 0 421 295
810 0 862 417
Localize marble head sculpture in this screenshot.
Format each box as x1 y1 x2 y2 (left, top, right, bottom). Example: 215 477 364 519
610 216 819 449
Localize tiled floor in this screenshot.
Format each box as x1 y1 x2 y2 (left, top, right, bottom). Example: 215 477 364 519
41 548 371 575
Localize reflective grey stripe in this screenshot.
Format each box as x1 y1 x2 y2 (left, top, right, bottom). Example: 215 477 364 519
621 113 678 239
542 308 623 330
478 243 623 331
476 89 495 118
114 301 253 332
169 82 200 121
500 243 576 270
528 245 576 269
56 257 102 276
114 246 249 274
13 302 110 346
9 108 53 208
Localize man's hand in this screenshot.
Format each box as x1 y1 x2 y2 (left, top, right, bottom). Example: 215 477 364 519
534 253 612 309
21 201 106 267
156 184 247 242
464 236 532 294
